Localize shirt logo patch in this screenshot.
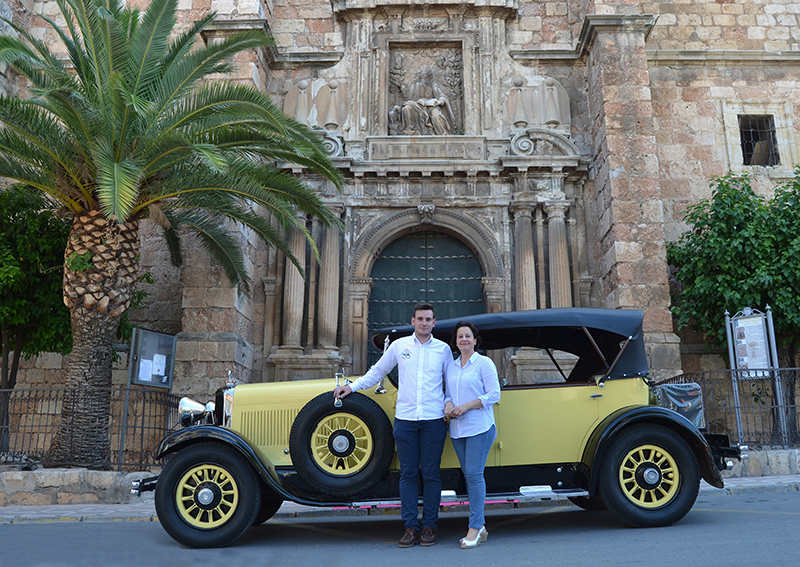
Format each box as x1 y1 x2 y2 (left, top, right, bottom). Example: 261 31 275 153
401 349 412 359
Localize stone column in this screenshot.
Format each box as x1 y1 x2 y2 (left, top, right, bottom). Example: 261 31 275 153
282 214 307 350
545 201 572 308
481 277 507 313
510 201 537 310
262 277 277 355
318 205 343 349
535 207 547 309
349 278 373 375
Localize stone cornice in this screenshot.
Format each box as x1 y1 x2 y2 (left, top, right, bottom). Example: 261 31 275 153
332 0 518 21
647 50 800 67
510 14 658 63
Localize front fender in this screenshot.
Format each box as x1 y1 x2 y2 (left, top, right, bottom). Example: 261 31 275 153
156 426 349 506
583 406 724 494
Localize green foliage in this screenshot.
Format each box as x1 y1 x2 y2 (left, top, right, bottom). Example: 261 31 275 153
0 188 71 388
64 251 93 272
0 0 344 293
116 271 155 345
667 172 800 354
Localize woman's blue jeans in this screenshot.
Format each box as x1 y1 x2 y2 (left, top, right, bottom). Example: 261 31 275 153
451 425 497 530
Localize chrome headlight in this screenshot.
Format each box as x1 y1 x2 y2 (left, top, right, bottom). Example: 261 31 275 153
179 397 216 427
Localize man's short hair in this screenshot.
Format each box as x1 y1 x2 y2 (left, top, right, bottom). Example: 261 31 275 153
413 301 435 318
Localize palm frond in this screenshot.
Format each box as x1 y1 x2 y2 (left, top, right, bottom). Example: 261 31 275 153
159 216 183 267
128 0 177 96
147 30 273 132
94 138 142 220
161 12 217 70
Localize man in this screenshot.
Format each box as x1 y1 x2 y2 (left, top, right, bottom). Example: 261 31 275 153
333 302 451 548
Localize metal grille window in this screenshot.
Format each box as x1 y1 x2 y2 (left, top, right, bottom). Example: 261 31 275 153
738 115 780 167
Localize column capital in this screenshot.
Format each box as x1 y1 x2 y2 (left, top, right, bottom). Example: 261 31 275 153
509 200 536 219
544 200 570 220
349 278 373 297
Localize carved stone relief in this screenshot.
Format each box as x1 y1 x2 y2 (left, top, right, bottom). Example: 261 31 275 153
387 45 463 136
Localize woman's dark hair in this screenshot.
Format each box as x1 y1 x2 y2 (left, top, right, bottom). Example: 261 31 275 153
450 320 482 350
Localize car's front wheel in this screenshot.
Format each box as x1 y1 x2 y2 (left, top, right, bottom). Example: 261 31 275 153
598 424 699 527
155 442 260 547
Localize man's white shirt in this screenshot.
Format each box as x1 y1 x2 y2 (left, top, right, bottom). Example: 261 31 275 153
349 334 452 421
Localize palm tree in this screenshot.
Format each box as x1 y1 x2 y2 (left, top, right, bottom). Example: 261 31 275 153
0 0 342 465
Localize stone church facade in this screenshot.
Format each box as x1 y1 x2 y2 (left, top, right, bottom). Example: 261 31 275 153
4 1 799 396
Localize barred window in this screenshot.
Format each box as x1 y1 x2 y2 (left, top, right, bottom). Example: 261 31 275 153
738 115 780 167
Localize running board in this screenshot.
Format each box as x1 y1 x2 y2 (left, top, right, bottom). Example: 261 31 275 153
346 487 589 508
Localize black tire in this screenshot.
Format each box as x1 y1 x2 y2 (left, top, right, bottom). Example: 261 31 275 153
598 424 700 528
253 497 283 525
568 494 607 512
155 442 260 548
289 391 394 498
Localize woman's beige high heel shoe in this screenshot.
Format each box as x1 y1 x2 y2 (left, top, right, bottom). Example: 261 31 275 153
460 526 488 549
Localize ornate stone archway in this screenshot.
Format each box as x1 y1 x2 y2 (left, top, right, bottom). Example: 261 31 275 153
346 205 507 373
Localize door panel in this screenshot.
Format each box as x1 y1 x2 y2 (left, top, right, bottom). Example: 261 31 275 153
494 383 601 465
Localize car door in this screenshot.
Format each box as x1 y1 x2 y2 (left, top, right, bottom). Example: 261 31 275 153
493 381 602 466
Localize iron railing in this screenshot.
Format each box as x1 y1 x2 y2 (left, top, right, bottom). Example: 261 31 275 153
663 368 800 448
0 387 181 470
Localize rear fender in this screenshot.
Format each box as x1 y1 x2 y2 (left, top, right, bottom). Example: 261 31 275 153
582 406 724 495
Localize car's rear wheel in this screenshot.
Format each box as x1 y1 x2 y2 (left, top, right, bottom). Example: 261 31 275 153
155 442 260 548
598 424 699 527
289 391 394 498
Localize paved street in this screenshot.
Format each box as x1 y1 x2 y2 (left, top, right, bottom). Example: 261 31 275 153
1 475 799 566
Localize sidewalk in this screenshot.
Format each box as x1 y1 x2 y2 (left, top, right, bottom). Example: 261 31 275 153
1 475 798 525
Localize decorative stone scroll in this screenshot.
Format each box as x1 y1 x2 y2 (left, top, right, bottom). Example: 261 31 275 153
509 128 581 158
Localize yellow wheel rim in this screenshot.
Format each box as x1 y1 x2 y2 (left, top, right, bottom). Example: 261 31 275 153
310 412 373 476
176 464 239 529
618 444 680 509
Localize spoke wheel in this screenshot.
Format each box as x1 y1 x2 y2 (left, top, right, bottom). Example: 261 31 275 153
618 443 679 509
290 391 394 498
599 424 699 528
176 464 240 529
311 413 374 476
155 442 260 548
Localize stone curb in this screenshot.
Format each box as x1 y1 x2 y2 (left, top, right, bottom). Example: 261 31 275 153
2 477 798 525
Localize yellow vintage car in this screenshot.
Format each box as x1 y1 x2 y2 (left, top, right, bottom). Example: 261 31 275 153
140 308 742 548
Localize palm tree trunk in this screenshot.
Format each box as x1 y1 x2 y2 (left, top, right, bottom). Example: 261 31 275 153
49 209 139 467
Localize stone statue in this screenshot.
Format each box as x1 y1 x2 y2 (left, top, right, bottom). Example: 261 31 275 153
390 68 455 136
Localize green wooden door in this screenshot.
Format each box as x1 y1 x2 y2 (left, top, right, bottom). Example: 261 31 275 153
367 232 485 366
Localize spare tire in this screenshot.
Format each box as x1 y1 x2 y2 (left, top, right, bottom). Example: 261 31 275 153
289 391 394 498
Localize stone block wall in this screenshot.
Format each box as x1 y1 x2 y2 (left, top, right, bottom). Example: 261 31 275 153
645 0 800 52
0 469 155 506
650 63 800 242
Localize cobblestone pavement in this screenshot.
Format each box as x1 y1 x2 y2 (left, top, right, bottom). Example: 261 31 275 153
1 475 798 525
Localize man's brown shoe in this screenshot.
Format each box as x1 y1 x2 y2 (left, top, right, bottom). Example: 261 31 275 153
398 528 419 548
420 526 437 547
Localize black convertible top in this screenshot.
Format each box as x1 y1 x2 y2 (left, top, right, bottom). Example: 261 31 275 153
371 308 649 382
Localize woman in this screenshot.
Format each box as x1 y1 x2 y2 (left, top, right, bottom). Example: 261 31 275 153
444 321 501 549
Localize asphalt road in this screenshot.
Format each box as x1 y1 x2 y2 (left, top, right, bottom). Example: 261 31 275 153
2 490 800 567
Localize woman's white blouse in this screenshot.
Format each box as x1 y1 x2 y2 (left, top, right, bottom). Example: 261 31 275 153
444 352 501 439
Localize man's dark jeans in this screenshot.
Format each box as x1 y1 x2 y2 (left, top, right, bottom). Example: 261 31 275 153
393 418 448 531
